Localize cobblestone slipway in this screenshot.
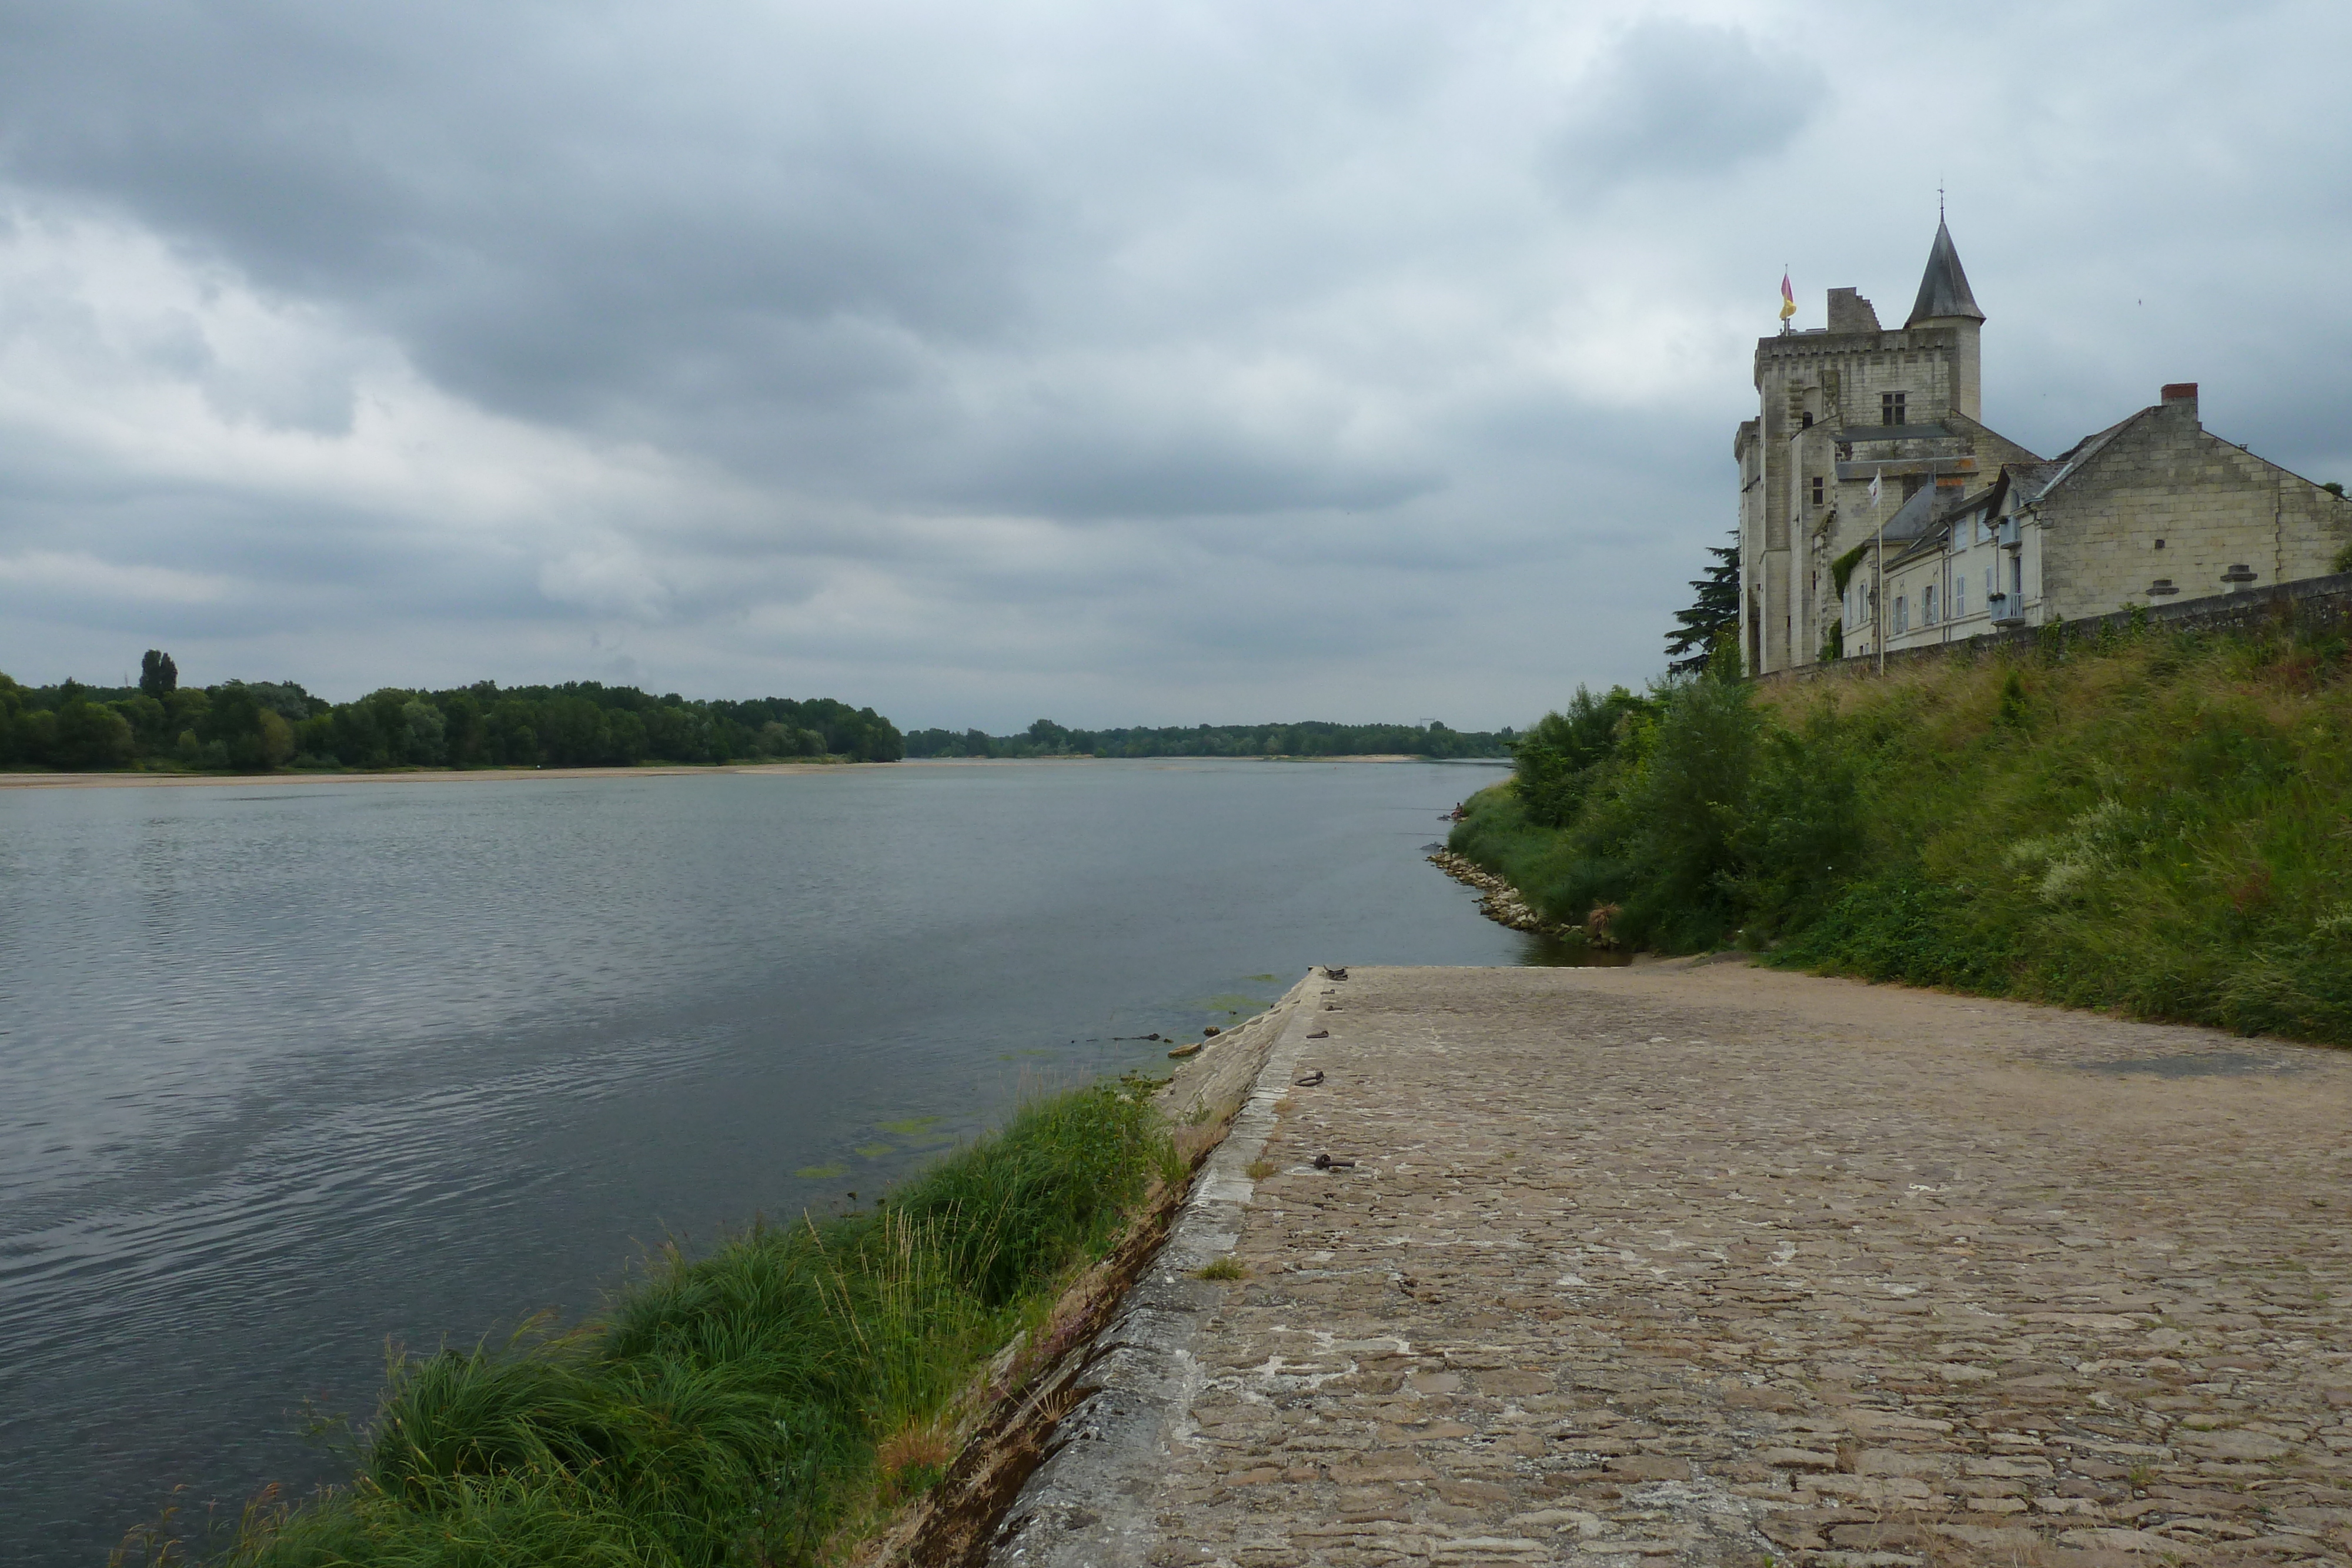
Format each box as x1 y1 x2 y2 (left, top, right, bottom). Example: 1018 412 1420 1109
995 962 2352 1568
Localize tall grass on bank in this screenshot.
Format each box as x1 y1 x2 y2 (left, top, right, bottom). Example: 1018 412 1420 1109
198 1081 1180 1568
1452 614 2352 1044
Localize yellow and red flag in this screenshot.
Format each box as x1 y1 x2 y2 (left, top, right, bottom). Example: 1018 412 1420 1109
1779 270 1796 322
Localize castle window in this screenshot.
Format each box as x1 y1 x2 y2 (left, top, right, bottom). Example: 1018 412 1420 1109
1895 595 1907 633
1954 574 1967 617
1924 584 1938 624
1882 392 1906 426
1802 412 1814 428
1810 476 1824 505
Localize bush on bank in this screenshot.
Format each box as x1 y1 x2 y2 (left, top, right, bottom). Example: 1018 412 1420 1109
1451 617 2352 1045
208 1081 1179 1568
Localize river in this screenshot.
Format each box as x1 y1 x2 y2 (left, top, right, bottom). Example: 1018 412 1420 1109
0 757 1575 1563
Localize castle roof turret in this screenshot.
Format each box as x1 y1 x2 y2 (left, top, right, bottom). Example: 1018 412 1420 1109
1905 219 1983 326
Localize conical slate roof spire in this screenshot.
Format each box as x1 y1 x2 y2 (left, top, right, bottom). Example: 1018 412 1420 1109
1905 218 1983 326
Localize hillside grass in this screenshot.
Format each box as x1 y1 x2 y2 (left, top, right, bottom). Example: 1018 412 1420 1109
1451 613 2352 1045
171 1081 1180 1568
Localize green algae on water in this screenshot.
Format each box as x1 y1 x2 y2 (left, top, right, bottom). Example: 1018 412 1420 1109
1188 993 1266 1016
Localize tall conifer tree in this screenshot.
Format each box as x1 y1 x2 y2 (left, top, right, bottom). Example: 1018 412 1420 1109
1665 539 1739 674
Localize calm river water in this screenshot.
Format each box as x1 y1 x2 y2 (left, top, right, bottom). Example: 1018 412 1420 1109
0 758 1564 1564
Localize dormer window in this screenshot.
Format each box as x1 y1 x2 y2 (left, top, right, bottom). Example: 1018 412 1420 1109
1882 392 1906 425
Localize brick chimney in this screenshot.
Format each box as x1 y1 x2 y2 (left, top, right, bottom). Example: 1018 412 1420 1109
2161 382 2199 424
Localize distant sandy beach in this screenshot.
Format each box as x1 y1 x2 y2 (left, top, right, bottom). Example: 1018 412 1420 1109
0 753 1480 791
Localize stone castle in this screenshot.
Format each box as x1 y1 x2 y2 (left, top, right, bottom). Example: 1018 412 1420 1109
1735 223 2352 674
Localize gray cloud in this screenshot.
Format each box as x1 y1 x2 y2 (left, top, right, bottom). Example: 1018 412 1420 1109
0 1 2347 729
1545 18 1825 195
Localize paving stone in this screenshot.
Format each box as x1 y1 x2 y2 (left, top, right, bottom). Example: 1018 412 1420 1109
1005 962 2352 1567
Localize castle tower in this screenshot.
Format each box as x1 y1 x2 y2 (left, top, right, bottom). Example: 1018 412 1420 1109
1737 218 2029 675
1905 218 1984 422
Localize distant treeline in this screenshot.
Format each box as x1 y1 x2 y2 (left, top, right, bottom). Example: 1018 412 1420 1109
0 652 904 772
902 718 1512 759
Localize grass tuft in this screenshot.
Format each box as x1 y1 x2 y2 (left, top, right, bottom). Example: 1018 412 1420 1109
205 1079 1178 1568
1195 1257 1247 1281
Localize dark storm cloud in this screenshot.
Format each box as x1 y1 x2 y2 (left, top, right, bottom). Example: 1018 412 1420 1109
0 1 2347 726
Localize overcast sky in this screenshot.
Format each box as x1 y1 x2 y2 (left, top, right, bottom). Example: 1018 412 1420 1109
0 1 2346 730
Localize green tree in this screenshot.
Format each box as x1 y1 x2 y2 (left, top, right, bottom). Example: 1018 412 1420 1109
165 687 210 734
253 709 296 770
0 673 25 764
400 698 447 765
139 648 178 698
54 701 136 768
114 694 168 747
1665 536 1740 675
1511 686 1652 827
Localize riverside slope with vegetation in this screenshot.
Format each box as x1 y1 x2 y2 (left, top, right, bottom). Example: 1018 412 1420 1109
1451 614 2352 1047
141 1078 1184 1568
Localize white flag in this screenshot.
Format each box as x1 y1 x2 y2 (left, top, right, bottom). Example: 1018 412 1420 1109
1867 470 1882 505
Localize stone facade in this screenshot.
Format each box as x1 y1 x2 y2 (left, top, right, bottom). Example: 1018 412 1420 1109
1877 385 2352 656
1739 230 2352 673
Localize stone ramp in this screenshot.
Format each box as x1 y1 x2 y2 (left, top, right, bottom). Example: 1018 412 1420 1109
991 962 2352 1567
